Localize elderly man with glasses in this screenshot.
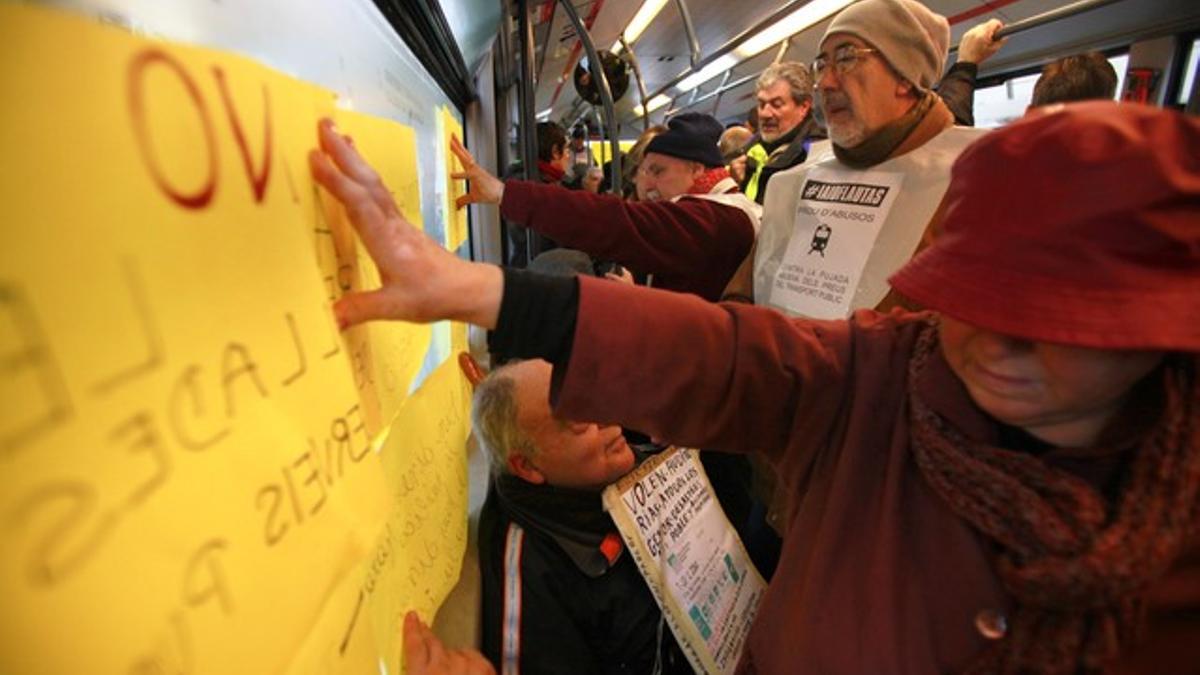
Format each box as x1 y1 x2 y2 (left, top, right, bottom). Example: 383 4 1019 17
725 0 1000 320
721 0 1003 564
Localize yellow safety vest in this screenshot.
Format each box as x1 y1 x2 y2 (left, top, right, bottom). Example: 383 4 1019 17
743 143 770 203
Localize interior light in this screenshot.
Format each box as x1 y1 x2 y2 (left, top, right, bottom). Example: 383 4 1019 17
735 0 854 59
622 0 670 45
676 55 738 92
635 94 671 117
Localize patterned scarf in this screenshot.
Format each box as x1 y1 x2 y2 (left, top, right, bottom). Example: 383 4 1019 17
907 320 1200 674
687 165 733 195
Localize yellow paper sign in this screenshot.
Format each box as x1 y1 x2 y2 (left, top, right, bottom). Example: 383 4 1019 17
589 139 636 166
314 109 434 435
365 357 473 672
0 5 481 674
439 105 469 252
279 353 474 675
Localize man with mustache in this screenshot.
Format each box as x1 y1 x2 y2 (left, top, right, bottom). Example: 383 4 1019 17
722 0 1004 569
741 61 819 206
472 359 692 674
728 0 998 321
738 18 1002 208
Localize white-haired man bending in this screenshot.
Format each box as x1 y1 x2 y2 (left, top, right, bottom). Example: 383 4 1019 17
473 359 691 675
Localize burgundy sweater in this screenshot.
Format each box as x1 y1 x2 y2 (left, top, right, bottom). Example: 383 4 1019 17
494 272 1199 675
500 180 754 301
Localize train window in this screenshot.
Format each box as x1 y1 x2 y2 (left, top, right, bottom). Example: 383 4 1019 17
1179 37 1200 105
972 54 1129 128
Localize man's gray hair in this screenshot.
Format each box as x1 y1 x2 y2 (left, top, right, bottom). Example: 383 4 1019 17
755 61 813 105
471 363 538 477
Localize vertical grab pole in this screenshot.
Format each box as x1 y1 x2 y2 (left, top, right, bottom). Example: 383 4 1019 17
620 36 651 133
516 0 541 262
673 0 703 69
558 0 622 195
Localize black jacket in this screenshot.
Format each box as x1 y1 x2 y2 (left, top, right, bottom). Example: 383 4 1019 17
936 61 980 127
479 473 691 674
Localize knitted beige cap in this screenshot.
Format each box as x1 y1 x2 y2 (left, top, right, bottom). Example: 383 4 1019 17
822 0 949 90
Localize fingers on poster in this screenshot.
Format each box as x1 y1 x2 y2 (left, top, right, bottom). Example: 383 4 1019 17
439 106 469 252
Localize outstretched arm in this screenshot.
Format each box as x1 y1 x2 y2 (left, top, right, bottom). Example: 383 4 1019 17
449 132 752 295
311 117 855 461
938 19 1007 126
450 134 505 208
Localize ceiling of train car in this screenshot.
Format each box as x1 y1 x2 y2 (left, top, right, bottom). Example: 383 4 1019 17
526 0 1200 134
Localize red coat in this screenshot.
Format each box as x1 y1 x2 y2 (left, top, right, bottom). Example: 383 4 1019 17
550 277 1199 674
500 180 755 301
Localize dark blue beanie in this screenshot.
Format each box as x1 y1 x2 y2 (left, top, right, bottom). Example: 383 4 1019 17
644 112 725 167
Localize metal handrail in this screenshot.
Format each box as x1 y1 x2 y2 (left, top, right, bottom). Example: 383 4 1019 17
951 0 1127 56
557 0 622 195
620 36 651 132
517 0 541 263
710 69 732 114
640 0 813 107
671 72 757 115
517 0 539 183
673 0 703 68
653 0 1132 121
535 1 556 86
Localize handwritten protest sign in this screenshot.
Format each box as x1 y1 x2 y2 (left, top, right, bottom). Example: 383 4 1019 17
603 448 765 674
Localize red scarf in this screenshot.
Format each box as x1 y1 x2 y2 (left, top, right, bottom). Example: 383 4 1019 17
687 166 733 195
537 159 565 183
907 322 1200 674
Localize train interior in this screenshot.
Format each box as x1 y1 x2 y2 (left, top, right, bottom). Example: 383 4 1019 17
5 0 1199 671
443 0 1200 654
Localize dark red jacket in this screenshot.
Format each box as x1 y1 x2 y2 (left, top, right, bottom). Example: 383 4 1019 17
500 180 755 301
545 277 1198 674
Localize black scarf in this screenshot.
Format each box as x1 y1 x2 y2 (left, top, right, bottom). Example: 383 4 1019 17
494 473 618 577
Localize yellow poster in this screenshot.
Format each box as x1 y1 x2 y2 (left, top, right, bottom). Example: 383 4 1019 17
366 357 473 673
281 356 474 675
282 568 384 675
0 5 394 674
439 105 470 252
589 139 636 166
315 109 434 436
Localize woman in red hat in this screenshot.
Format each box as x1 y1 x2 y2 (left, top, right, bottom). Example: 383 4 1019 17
312 101 1199 675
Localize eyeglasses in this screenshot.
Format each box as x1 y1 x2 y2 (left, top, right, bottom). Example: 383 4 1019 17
811 45 879 81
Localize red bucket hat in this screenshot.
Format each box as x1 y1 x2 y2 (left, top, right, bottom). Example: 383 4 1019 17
890 101 1200 351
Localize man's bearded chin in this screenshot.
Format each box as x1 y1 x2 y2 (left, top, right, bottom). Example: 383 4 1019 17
822 94 867 148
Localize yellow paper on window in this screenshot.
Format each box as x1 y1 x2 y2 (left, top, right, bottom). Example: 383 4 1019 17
281 564 384 675
363 357 473 673
275 356 473 673
439 105 469 252
314 109 434 435
590 140 636 166
451 320 471 357
0 5 390 675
